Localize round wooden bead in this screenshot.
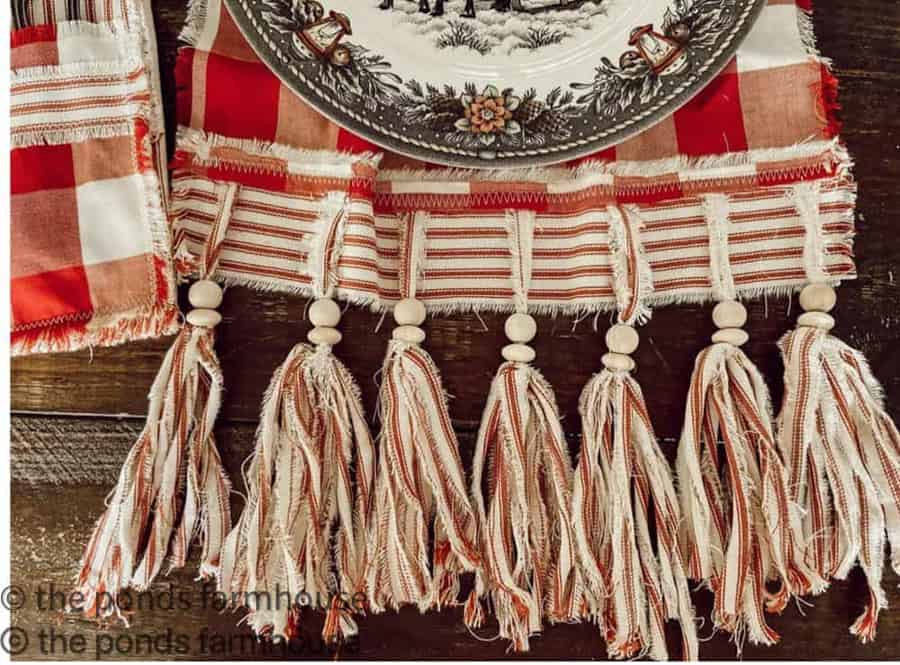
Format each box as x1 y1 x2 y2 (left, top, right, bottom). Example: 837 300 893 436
186 308 222 328
393 298 427 326
605 324 639 355
799 283 837 313
502 343 536 363
601 352 635 372
712 327 749 346
712 300 747 329
307 326 342 346
504 313 537 343
798 311 835 331
187 280 223 309
393 325 426 344
308 298 341 327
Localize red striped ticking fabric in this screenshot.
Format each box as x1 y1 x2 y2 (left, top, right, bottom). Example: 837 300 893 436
172 130 855 312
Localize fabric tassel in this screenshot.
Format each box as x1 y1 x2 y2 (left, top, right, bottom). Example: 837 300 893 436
219 191 375 643
75 183 237 619
676 194 812 648
777 182 900 642
368 212 481 613
572 205 696 660
466 209 578 651
219 341 375 641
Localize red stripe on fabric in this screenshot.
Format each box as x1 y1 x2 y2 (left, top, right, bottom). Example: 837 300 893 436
674 64 749 157
204 52 279 140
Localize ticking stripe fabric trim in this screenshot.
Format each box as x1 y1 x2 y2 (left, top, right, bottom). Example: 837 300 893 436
171 132 856 315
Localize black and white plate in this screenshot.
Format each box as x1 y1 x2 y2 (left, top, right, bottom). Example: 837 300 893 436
226 0 765 167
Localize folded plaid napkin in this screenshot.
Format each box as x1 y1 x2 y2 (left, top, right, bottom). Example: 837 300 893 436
10 0 177 355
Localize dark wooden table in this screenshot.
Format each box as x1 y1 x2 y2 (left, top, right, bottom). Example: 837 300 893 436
10 0 900 659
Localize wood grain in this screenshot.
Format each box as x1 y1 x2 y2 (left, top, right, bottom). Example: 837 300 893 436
10 0 900 660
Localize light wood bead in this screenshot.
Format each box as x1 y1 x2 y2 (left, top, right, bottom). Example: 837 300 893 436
186 308 222 328
188 280 223 309
799 283 837 313
712 300 747 329
602 352 635 372
393 325 426 344
502 343 536 363
394 298 427 326
307 326 342 346
798 311 835 331
309 298 342 327
605 324 639 355
504 313 537 343
712 327 749 346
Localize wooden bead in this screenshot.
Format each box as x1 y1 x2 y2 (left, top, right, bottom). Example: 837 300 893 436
504 313 537 343
601 352 635 372
392 325 426 344
605 324 639 355
712 328 749 346
502 343 536 363
308 298 341 327
712 300 747 329
394 298 427 326
799 283 837 313
798 311 835 331
307 326 342 346
186 308 222 328
188 280 223 309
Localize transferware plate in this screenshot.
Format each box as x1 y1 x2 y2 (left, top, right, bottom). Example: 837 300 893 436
226 0 765 167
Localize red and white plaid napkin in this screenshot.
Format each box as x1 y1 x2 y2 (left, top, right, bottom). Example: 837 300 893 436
10 0 178 355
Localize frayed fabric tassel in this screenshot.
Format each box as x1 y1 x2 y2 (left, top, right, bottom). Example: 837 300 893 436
676 301 814 647
368 335 481 612
778 282 900 642
573 325 698 660
76 316 230 618
219 337 375 643
469 359 578 652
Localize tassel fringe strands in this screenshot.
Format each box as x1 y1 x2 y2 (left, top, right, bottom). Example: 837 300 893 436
675 300 814 647
368 212 481 614
778 282 900 642
75 183 236 619
219 338 375 642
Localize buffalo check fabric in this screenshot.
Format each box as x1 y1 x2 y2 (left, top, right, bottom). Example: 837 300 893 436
175 0 838 166
10 2 178 355
171 0 855 312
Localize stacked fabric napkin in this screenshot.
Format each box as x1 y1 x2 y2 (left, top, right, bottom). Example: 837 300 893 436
10 0 178 355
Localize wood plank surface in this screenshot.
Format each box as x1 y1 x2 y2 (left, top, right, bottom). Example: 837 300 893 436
9 0 900 660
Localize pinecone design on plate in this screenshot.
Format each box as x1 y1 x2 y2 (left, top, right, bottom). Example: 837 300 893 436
427 93 464 131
